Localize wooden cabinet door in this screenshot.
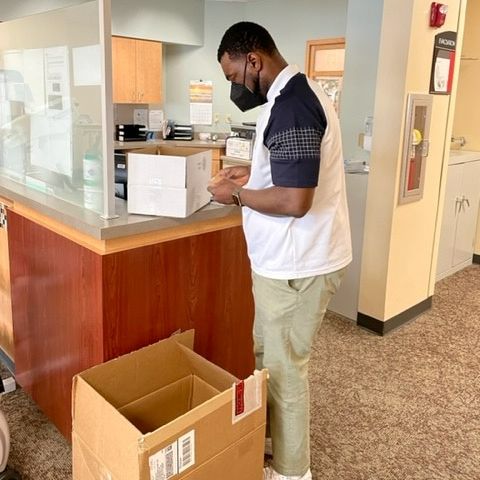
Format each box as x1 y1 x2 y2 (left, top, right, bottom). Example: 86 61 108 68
112 36 137 103
453 160 480 265
136 39 162 104
0 206 14 362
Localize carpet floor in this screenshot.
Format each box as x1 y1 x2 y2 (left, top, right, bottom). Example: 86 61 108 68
1 264 479 479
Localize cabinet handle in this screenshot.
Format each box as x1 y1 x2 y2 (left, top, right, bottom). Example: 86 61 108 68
463 196 470 209
455 197 462 215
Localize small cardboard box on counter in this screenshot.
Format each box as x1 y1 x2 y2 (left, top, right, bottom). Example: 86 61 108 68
127 147 212 218
72 330 267 480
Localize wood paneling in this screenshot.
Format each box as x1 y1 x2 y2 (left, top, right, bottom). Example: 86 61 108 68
8 212 254 439
8 212 104 437
102 226 255 378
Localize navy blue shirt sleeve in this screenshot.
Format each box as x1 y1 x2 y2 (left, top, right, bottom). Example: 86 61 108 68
263 74 327 188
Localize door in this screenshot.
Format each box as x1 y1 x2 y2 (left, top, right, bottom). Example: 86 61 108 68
112 36 137 103
436 163 462 276
136 39 162 104
453 160 480 265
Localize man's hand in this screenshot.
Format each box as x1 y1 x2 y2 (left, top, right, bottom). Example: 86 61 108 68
207 177 239 204
211 166 250 187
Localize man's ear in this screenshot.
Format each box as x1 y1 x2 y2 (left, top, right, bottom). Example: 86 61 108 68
246 52 263 73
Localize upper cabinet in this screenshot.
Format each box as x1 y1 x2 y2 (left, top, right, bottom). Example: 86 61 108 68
112 36 163 104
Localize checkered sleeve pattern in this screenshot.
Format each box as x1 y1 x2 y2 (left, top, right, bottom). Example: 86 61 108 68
263 73 327 188
266 127 323 188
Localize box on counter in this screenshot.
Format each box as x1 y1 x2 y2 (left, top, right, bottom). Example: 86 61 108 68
127 147 212 218
72 330 267 480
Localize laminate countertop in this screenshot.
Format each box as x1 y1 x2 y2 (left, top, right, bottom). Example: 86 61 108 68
0 175 241 255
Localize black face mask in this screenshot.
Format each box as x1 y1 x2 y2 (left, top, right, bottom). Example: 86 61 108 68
230 59 267 112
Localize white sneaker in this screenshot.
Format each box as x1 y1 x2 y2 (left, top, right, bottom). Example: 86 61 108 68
263 465 312 480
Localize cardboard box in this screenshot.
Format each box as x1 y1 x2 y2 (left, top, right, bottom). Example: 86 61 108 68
127 147 212 218
72 331 267 480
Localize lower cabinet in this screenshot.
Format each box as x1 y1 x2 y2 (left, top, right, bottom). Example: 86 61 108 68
437 159 480 280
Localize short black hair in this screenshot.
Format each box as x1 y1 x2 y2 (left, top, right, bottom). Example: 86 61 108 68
217 22 278 62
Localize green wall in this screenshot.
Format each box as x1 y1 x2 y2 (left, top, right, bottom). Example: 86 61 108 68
163 0 348 131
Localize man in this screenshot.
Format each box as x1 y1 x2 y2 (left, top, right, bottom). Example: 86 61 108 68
209 22 352 480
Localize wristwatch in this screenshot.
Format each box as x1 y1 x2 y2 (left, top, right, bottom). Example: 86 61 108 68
232 187 244 207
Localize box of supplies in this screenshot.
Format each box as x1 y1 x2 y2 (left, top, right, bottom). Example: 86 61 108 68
72 330 267 480
127 147 212 218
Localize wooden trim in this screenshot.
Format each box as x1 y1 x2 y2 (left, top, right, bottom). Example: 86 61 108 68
103 213 242 254
357 297 433 335
473 254 480 264
10 202 242 255
305 37 346 79
12 203 107 255
0 196 13 208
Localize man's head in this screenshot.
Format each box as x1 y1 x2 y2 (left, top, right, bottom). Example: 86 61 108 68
217 22 287 111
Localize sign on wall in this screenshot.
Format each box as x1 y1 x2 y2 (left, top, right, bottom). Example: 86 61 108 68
430 31 457 95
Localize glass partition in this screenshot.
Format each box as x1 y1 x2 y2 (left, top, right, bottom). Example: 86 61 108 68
0 1 110 215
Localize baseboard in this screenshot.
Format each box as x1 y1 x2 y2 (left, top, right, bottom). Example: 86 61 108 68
473 254 480 265
357 296 433 336
0 348 15 375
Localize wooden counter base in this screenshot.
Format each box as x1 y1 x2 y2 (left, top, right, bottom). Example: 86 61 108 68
8 211 254 438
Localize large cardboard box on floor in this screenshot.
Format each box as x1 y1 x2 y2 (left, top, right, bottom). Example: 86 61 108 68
72 331 267 480
127 147 212 218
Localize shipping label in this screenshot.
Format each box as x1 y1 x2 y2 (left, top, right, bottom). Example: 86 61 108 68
149 430 195 480
232 370 263 424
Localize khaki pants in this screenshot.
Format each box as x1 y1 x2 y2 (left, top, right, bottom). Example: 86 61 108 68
252 268 345 476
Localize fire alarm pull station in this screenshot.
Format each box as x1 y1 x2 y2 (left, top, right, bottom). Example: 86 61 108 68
430 2 448 28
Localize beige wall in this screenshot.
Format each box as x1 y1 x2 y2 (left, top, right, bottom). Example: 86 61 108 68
358 0 467 321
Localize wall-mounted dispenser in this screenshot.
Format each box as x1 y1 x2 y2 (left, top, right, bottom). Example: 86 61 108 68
399 94 433 205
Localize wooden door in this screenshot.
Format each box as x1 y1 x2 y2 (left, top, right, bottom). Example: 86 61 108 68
0 204 14 362
112 36 137 103
136 39 162 104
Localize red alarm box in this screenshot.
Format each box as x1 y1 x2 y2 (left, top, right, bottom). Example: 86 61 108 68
430 2 448 28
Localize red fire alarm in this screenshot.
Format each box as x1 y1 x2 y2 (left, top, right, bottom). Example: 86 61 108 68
430 2 448 28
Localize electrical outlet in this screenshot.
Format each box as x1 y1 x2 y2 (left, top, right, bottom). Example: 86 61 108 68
225 113 232 124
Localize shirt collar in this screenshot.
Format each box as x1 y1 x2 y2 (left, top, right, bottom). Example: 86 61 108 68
266 64 300 102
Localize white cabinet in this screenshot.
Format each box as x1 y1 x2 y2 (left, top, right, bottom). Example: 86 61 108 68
436 157 480 280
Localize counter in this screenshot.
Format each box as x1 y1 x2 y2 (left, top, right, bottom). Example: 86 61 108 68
1 176 253 439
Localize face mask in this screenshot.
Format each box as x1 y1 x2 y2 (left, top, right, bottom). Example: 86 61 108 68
230 59 266 112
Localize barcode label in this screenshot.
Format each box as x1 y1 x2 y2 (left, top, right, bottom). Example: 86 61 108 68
178 430 195 473
149 442 178 480
149 430 195 479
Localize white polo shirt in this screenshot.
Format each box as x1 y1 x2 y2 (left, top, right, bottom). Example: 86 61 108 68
243 65 352 279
